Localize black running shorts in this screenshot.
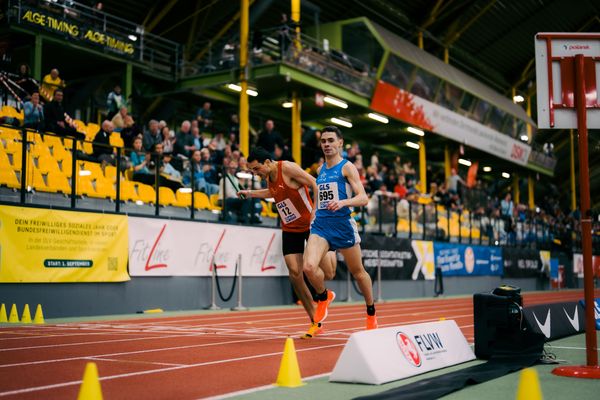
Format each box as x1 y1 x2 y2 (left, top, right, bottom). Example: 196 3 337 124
282 230 310 256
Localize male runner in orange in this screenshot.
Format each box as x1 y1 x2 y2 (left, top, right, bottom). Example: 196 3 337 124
238 147 336 338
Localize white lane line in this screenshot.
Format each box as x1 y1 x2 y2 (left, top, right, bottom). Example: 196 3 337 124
84 356 185 367
0 343 344 398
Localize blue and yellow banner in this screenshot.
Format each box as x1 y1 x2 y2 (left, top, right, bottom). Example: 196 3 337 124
0 205 129 282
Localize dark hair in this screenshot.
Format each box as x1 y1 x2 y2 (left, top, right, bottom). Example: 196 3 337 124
247 146 272 163
322 125 343 139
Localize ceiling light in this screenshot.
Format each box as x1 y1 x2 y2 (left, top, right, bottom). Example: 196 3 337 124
406 141 420 150
520 134 529 141
513 95 525 103
227 83 242 92
407 126 425 136
323 96 348 109
330 117 352 128
246 88 258 97
367 113 389 124
483 166 492 172
282 101 293 108
458 158 472 167
128 34 138 42
502 172 510 179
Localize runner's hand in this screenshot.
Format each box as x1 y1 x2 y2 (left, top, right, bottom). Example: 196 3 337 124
237 190 249 199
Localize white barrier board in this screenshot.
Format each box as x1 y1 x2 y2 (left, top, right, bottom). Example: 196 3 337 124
329 320 475 385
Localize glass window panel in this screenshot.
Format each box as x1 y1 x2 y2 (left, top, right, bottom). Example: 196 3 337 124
437 81 463 111
473 99 491 124
381 54 415 89
488 107 507 132
411 68 440 101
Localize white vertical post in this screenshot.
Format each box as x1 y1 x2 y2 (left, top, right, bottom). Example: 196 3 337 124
206 264 221 310
232 254 249 311
376 252 383 303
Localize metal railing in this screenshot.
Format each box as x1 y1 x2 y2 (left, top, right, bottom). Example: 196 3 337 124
7 0 181 79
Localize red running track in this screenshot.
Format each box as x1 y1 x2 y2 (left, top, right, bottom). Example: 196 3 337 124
0 291 593 399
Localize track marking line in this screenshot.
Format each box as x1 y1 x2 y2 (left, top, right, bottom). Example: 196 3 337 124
84 356 186 367
0 343 344 398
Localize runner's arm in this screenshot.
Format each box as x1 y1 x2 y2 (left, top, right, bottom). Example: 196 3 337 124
237 188 271 199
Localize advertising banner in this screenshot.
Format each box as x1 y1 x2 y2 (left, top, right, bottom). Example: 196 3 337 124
0 205 129 282
330 320 475 384
359 236 434 280
573 253 600 279
371 81 531 165
128 217 287 276
502 248 542 278
434 243 503 276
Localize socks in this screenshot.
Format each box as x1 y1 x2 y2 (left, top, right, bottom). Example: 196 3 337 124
316 289 328 302
366 304 376 316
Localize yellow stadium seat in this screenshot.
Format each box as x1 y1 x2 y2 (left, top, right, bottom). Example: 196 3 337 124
117 180 139 202
22 167 49 192
3 140 22 155
0 149 11 166
72 119 86 131
30 143 52 159
0 127 21 141
58 153 74 177
104 165 117 182
0 167 20 189
51 143 70 161
93 178 116 199
82 161 104 179
109 133 124 148
137 183 156 204
75 176 96 197
37 154 61 174
193 191 211 210
43 134 64 149
47 170 72 194
158 186 177 206
209 193 222 211
261 200 278 218
175 189 192 208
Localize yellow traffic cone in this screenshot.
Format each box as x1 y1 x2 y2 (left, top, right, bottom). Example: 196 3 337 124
77 362 103 400
21 304 32 324
0 304 7 323
8 304 19 323
275 337 304 387
34 304 45 324
516 368 542 400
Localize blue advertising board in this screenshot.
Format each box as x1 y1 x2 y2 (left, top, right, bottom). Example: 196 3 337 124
434 243 503 276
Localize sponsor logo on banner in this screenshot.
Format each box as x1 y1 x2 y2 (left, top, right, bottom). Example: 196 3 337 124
573 253 600 279
128 217 286 276
396 332 422 367
524 301 586 340
464 247 475 274
434 243 502 276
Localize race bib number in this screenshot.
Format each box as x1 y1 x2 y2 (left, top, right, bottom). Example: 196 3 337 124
276 199 301 224
318 182 339 209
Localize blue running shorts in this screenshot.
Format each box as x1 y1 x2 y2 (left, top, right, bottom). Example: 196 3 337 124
310 217 361 251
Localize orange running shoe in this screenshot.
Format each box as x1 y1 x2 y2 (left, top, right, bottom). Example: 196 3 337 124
300 322 323 339
366 314 378 330
313 290 335 323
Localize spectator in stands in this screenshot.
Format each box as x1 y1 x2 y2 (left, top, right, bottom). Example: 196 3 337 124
174 120 195 158
301 128 320 169
119 115 141 149
143 120 162 151
543 142 554 157
40 68 65 102
277 13 292 58
43 89 84 139
228 113 239 138
447 168 465 196
500 192 515 241
392 155 403 176
111 106 128 132
200 147 220 189
130 137 154 185
368 184 397 223
228 132 239 153
257 119 284 158
106 85 125 120
23 92 44 131
196 102 213 132
162 127 176 153
366 165 383 194
218 159 258 223
183 149 218 195
213 132 227 151
191 125 204 151
16 64 38 99
394 175 408 199
161 152 183 191
92 120 116 166
403 160 416 182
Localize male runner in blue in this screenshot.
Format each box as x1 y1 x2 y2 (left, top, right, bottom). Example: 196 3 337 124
302 126 378 330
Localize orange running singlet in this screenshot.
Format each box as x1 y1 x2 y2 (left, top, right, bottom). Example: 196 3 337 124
267 161 313 232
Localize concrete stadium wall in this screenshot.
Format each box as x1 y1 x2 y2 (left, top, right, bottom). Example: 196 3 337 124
0 275 541 318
